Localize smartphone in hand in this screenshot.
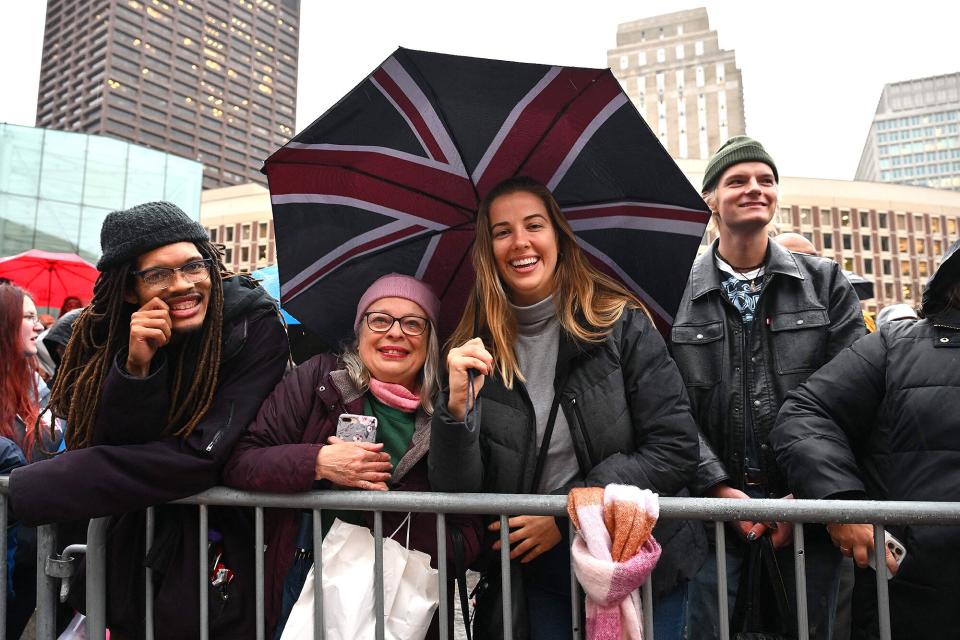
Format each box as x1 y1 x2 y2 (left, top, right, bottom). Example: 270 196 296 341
869 531 907 578
336 413 378 443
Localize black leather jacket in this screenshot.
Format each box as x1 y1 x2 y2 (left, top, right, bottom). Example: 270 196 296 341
670 240 865 497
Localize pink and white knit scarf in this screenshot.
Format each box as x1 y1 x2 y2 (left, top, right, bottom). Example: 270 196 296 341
567 485 662 640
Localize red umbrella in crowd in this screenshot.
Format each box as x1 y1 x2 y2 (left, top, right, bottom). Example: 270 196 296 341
0 249 98 309
264 48 710 345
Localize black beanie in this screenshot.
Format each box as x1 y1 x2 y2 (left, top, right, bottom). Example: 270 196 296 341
97 201 209 270
702 135 778 193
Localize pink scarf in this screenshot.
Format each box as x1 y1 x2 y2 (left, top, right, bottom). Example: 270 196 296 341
368 378 420 412
567 485 662 640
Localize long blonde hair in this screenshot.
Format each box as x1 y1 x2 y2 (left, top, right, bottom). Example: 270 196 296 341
449 177 647 388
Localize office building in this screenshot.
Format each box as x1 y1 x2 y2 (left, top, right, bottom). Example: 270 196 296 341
0 123 202 262
855 72 960 191
35 0 299 189
609 7 746 160
679 159 960 312
201 182 275 274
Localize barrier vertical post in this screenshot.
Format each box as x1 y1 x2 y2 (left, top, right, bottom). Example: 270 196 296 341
500 514 512 639
374 511 385 640
255 506 265 640
875 524 891 640
199 505 209 640
145 507 155 640
716 522 729 640
794 523 809 640
436 513 448 639
35 524 58 640
85 517 110 639
313 508 325 640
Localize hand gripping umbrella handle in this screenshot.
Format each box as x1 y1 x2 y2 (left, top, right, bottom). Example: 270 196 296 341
463 368 481 433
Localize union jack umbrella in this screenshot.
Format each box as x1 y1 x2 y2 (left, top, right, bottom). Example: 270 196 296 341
264 48 710 346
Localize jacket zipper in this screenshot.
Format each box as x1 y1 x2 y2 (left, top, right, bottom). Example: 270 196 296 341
568 397 596 467
933 323 960 330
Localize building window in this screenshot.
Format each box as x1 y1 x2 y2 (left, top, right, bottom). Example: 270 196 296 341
208 227 217 242
914 215 924 233
656 48 665 63
675 44 684 60
882 259 892 275
915 239 925 254
948 218 957 234
862 235 872 251
859 211 870 228
800 208 811 225
898 237 908 252
819 208 832 226
259 222 268 238
840 209 851 226
900 260 910 277
918 260 928 277
695 40 704 56
933 239 943 255
896 213 906 229
902 284 912 300
241 246 250 262
224 226 234 242
930 216 941 234
878 212 888 228
258 244 268 261
843 257 854 271
242 223 251 240
695 66 705 88
619 55 628 70
823 234 833 250
224 248 233 263
883 283 894 300
843 234 852 250
637 51 646 66
863 258 874 274
656 73 665 93
881 236 890 252
715 62 725 82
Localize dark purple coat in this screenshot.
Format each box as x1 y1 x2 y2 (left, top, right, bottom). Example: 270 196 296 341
223 353 483 636
9 276 289 640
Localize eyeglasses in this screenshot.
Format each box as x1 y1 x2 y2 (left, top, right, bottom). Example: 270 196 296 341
363 312 429 337
132 259 212 290
23 313 41 326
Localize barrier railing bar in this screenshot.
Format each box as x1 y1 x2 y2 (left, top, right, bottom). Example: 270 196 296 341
374 510 385 640
499 514 512 639
0 492 7 637
569 520 582 640
436 513 449 639
162 490 960 525
875 524 891 640
199 504 209 640
145 506 155 640
716 522 729 640
794 523 809 640
641 578 653 638
36 524 57 640
312 508 325 640
85 518 108 639
255 506 265 640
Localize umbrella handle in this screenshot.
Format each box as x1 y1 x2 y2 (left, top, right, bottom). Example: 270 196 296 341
463 369 481 433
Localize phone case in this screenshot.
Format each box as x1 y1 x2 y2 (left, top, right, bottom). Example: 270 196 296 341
335 413 378 443
868 531 907 578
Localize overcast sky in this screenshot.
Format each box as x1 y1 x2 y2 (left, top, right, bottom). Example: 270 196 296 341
3 0 958 181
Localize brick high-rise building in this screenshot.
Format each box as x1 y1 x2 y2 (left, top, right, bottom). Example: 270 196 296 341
855 72 960 191
608 7 746 160
35 0 299 189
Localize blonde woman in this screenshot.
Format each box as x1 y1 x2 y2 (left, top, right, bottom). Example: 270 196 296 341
429 176 703 640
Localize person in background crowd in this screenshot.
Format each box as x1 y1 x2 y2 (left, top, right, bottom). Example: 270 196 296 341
58 296 82 319
0 283 47 639
224 274 482 639
37 314 55 330
8 202 288 640
773 232 819 256
772 239 960 639
430 177 703 640
35 308 83 384
672 136 866 640
875 303 918 327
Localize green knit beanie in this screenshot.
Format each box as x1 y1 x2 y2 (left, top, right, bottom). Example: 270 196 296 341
701 136 778 193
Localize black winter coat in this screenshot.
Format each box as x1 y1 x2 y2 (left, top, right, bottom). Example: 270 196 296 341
670 240 866 496
771 307 960 638
9 276 289 640
429 307 705 635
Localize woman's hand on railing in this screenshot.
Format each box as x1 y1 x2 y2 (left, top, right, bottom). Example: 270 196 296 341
446 338 493 422
827 523 898 574
706 483 757 541
490 515 562 563
747 494 795 548
315 436 392 491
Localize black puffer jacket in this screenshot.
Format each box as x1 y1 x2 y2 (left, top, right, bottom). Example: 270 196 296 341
771 290 960 635
670 240 865 496
430 307 705 625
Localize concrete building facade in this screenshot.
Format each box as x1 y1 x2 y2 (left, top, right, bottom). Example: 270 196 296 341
35 0 299 190
679 159 960 312
608 7 746 160
855 72 960 191
200 182 275 274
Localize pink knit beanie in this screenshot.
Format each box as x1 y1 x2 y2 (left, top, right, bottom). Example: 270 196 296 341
354 274 440 331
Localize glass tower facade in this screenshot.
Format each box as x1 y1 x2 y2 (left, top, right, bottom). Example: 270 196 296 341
0 123 203 262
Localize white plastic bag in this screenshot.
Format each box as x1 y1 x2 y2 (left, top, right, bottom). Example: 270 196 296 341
280 517 438 640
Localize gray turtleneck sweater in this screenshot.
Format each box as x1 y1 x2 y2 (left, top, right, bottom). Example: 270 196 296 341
512 296 581 493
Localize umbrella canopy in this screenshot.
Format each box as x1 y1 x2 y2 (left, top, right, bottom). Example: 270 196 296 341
265 47 710 346
250 265 301 325
0 249 98 309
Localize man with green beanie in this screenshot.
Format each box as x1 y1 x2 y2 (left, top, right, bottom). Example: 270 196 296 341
671 137 865 639
9 202 289 639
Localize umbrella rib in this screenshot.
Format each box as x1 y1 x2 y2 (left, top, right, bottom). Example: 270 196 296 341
395 48 481 205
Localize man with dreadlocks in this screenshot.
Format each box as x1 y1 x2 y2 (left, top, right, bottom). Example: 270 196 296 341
8 202 288 639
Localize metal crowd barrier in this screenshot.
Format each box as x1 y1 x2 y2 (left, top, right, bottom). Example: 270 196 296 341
3 480 960 640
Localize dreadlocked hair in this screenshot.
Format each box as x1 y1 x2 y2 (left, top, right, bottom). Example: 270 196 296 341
48 240 229 450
